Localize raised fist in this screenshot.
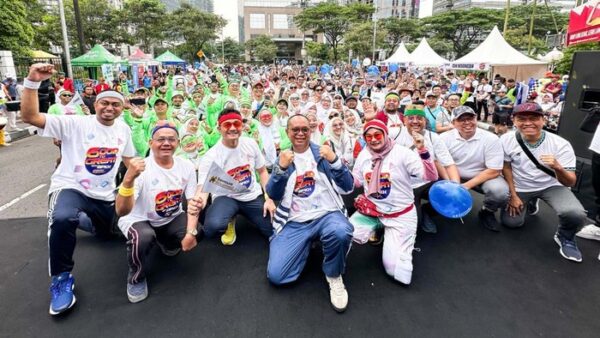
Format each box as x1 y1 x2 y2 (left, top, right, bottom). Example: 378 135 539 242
27 63 56 82
125 158 146 180
411 131 425 150
320 143 337 163
278 149 294 169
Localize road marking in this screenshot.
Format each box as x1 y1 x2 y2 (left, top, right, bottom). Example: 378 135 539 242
0 184 47 213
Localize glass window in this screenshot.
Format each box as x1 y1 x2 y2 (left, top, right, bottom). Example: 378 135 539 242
272 14 290 29
250 13 265 29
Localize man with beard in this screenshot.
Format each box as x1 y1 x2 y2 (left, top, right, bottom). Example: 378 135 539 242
375 91 404 140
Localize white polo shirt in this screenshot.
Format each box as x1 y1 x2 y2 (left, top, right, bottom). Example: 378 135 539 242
440 128 503 179
395 126 454 188
501 131 576 192
589 124 600 154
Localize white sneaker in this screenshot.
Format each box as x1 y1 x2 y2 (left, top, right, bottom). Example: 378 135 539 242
325 275 348 313
576 224 600 242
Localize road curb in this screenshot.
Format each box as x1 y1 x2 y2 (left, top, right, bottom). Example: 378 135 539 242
5 126 37 143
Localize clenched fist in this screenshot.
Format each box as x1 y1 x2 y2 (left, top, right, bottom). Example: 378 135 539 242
320 143 337 163
279 149 294 169
411 131 425 150
124 158 146 181
27 63 56 82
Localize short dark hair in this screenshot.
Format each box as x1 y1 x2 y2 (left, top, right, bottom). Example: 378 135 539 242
286 114 310 129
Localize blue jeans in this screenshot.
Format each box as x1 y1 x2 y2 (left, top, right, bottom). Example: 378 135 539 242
500 185 586 240
203 195 273 239
267 211 353 285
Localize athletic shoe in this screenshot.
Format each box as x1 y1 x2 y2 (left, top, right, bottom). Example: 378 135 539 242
421 213 437 234
527 198 540 216
127 279 148 303
221 219 237 245
576 224 600 242
478 208 500 232
368 228 384 246
554 233 583 263
49 272 76 315
156 240 181 256
326 275 348 313
77 212 95 234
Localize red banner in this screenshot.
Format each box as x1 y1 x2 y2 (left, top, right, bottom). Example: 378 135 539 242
567 0 600 46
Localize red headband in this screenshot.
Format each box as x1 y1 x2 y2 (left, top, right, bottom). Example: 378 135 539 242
218 113 243 125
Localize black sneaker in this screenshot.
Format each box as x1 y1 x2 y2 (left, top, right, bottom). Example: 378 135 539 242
527 198 540 216
478 209 500 232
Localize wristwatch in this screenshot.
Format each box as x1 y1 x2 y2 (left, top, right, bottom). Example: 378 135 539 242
186 228 198 236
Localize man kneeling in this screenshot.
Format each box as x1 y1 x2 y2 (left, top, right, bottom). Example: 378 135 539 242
116 121 202 303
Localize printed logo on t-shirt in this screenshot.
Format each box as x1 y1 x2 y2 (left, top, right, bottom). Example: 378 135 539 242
293 171 316 197
365 172 391 199
84 147 119 175
227 164 252 188
155 189 183 217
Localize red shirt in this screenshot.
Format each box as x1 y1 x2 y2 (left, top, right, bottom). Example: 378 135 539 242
95 83 111 94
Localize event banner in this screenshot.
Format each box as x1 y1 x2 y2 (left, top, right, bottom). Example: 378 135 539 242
567 0 600 46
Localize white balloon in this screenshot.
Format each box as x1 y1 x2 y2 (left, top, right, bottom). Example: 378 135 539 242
362 58 372 66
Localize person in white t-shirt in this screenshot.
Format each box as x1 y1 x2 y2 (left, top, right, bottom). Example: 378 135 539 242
396 107 460 234
116 121 202 303
21 64 135 316
351 119 438 285
266 114 354 313
576 123 600 252
501 103 586 263
195 109 276 244
440 106 509 232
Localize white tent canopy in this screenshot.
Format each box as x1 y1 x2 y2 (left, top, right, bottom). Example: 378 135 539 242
383 42 411 63
453 26 546 66
406 38 449 67
539 47 564 62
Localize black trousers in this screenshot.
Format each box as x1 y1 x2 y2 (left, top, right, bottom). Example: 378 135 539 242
592 152 600 220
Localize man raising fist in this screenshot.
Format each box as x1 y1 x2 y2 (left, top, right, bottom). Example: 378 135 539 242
266 114 355 313
115 121 202 303
21 64 135 316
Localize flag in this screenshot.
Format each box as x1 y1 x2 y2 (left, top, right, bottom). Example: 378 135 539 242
201 162 249 195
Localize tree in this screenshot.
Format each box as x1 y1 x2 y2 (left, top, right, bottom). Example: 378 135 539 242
503 27 548 56
422 8 504 58
0 0 34 58
295 2 375 62
555 42 600 75
245 35 277 63
219 38 245 63
122 0 168 53
305 41 329 62
343 22 386 60
165 2 227 62
506 5 569 38
380 17 422 53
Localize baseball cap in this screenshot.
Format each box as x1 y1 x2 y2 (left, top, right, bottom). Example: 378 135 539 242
512 102 544 116
425 91 436 98
451 106 477 120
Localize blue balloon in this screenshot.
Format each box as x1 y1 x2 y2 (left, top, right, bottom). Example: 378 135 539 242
307 65 316 73
320 64 331 74
351 59 359 68
389 63 399 73
428 180 473 219
367 65 379 75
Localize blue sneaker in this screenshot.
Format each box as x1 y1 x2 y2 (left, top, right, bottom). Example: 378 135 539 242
127 279 148 303
49 272 76 315
554 233 583 263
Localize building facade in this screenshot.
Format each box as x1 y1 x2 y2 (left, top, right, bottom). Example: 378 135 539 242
243 0 324 62
431 0 576 16
160 0 213 12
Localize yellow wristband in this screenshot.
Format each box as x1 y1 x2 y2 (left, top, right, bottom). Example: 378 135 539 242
118 185 135 197
264 192 270 200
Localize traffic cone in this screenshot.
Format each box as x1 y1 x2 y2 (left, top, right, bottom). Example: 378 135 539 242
0 128 6 146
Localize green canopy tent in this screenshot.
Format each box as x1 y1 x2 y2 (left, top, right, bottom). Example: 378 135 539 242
71 44 127 81
155 50 186 66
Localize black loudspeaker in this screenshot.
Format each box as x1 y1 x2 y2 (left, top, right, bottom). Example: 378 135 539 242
558 51 600 160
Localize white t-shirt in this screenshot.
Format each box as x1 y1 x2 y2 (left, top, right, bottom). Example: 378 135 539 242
395 127 454 188
287 149 339 222
354 144 423 213
197 137 265 202
118 157 197 234
589 124 600 154
440 128 503 179
39 115 135 201
501 131 576 192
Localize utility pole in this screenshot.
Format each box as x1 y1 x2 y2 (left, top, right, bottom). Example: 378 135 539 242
527 0 538 55
372 1 378 61
58 0 73 78
73 0 86 55
503 0 511 36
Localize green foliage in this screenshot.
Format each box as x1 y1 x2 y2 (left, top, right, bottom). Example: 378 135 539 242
295 2 375 62
305 41 329 62
503 27 548 56
245 35 277 63
0 0 34 58
555 42 600 75
165 3 227 62
343 22 386 60
123 0 168 52
380 17 422 52
219 38 245 63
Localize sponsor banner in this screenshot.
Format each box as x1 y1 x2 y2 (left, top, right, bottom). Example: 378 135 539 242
567 0 600 46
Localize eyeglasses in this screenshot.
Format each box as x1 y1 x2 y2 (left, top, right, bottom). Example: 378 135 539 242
290 86 297 89
97 100 123 108
315 88 323 92
61 94 73 97
220 120 243 129
332 123 344 128
153 137 178 144
329 113 340 119
365 132 384 142
302 93 309 96
260 114 272 121
290 97 299 100
291 127 310 134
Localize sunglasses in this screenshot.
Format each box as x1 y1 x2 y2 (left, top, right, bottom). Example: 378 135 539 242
329 113 340 119
291 127 310 134
365 132 384 142
290 97 300 100
220 120 243 129
61 94 73 97
290 86 297 89
315 88 323 92
260 114 272 121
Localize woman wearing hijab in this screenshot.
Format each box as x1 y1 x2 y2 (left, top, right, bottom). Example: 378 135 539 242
324 116 354 169
350 120 438 285
306 112 325 145
343 109 363 140
288 93 302 115
317 95 333 124
257 108 290 170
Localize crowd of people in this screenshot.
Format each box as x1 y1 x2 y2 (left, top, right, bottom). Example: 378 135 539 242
16 60 600 317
